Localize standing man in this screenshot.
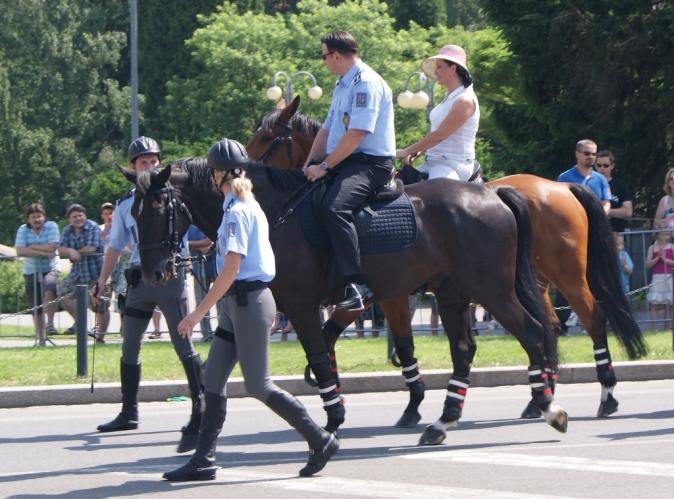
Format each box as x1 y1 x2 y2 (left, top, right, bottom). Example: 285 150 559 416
557 139 611 214
91 136 203 454
14 203 60 344
596 149 633 233
303 30 396 311
57 203 108 342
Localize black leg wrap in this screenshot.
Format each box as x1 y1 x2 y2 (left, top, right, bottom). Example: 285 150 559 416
440 375 469 423
594 346 617 387
528 365 553 410
393 336 425 413
307 352 344 432
322 319 345 345
177 354 205 453
544 363 558 394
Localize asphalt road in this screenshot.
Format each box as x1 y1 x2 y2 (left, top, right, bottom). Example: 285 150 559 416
1 380 674 498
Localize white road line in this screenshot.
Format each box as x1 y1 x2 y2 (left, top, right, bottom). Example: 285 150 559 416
403 451 674 478
113 469 582 499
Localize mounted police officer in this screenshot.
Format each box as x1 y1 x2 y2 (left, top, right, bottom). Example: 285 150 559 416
303 30 396 312
163 139 338 481
91 136 204 454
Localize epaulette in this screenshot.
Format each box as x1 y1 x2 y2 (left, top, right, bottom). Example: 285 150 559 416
352 70 362 86
115 188 135 206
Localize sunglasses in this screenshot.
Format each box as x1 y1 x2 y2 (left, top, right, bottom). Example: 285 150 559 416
579 151 597 157
595 163 612 168
321 51 335 61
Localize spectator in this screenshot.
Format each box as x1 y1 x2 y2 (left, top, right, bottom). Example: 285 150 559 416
615 233 633 295
57 203 109 343
14 203 60 345
653 167 674 231
99 202 114 248
596 150 633 233
147 308 163 339
646 222 673 331
187 225 216 342
100 201 131 324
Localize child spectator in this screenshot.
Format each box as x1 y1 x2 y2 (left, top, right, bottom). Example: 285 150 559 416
615 233 633 295
646 223 673 331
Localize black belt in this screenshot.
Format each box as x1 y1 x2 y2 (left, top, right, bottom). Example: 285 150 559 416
226 280 269 306
348 152 393 163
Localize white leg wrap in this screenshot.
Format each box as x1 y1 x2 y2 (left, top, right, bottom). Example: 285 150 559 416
600 385 614 402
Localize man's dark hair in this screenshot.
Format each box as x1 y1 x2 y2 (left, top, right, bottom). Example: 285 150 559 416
25 203 46 225
321 31 358 55
597 149 615 164
65 203 86 218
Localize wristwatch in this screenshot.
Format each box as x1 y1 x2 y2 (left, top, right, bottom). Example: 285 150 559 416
319 161 329 171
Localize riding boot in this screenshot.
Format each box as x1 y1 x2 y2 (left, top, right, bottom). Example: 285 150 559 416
97 360 140 432
176 354 204 453
335 283 373 311
266 391 340 477
163 392 227 481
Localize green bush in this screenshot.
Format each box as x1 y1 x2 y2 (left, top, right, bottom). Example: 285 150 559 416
0 259 27 313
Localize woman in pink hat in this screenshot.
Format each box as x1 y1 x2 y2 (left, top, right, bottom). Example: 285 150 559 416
396 44 480 181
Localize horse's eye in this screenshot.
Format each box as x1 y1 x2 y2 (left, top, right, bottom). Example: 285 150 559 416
259 134 272 143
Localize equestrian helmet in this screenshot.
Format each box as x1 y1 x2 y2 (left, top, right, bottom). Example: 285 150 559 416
208 138 248 172
128 136 161 163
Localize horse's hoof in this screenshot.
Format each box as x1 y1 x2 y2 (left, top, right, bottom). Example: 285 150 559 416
520 400 542 419
418 425 446 446
543 404 568 433
395 411 421 428
597 394 618 418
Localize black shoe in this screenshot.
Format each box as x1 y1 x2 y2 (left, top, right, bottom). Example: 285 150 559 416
335 284 373 311
97 413 138 432
299 433 340 477
163 457 217 481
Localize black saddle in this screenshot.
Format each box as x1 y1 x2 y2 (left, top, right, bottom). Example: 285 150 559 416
397 159 483 185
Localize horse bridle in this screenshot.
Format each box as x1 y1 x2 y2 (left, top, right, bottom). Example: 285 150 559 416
136 182 195 278
257 119 295 166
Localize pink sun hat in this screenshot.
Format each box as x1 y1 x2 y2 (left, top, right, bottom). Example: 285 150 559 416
421 44 470 79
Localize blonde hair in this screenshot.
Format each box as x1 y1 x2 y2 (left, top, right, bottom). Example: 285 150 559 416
226 170 254 200
663 167 674 195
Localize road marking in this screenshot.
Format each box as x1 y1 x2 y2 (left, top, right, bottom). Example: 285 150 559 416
113 469 581 499
403 451 674 478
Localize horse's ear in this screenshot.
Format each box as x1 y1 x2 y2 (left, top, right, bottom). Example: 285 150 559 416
279 95 300 122
152 163 172 187
118 165 137 184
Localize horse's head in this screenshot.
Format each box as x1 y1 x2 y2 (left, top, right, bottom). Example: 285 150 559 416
122 163 193 286
246 95 320 169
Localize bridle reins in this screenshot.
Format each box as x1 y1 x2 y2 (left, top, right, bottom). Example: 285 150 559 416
257 119 296 167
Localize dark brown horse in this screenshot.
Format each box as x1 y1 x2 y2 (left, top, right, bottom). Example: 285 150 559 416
123 156 568 446
246 97 646 424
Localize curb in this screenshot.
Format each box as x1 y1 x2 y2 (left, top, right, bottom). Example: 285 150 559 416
1 360 672 409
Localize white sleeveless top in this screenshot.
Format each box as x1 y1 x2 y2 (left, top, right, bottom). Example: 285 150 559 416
426 84 479 160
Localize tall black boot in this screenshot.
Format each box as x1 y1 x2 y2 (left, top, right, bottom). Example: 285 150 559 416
266 391 339 477
163 392 227 481
97 360 140 432
176 354 204 453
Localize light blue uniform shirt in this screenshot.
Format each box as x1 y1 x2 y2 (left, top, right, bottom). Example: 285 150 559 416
557 166 611 201
323 60 396 157
108 191 188 266
14 221 60 275
216 193 275 282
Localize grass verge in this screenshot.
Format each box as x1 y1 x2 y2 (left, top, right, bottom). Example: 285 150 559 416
0 331 672 387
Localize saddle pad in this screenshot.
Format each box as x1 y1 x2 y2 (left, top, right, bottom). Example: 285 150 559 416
299 192 417 255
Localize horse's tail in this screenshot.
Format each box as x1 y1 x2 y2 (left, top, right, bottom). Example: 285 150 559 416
495 186 558 367
568 184 647 359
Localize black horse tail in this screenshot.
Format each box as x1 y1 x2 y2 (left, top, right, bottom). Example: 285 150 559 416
495 187 558 367
568 184 647 359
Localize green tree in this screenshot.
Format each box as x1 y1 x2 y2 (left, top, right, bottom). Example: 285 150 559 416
481 0 674 212
388 0 447 29
0 0 131 243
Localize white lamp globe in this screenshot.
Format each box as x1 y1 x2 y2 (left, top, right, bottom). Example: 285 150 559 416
412 91 430 109
397 90 414 108
307 85 323 100
266 85 283 101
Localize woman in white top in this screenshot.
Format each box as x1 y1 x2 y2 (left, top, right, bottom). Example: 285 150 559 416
396 44 480 181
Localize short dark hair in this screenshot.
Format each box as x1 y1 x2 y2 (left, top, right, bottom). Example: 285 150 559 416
25 203 46 223
65 203 86 218
597 149 615 164
321 31 358 55
100 202 114 212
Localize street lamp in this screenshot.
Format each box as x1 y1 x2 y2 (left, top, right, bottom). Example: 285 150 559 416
397 71 436 119
266 71 322 105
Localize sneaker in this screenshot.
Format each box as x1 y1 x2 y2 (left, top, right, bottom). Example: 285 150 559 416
46 324 58 336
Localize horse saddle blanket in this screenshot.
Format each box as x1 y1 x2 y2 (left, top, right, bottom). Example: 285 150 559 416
299 190 418 255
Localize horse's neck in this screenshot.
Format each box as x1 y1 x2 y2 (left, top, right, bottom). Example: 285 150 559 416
182 179 223 242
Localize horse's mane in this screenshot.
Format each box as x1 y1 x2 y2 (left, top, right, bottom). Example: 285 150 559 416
248 160 306 191
257 109 321 138
135 157 212 195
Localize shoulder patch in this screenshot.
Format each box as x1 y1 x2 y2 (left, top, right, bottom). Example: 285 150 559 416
356 92 367 107
353 70 362 86
116 188 135 205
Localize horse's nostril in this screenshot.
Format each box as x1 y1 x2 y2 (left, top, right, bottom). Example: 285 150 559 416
153 270 164 283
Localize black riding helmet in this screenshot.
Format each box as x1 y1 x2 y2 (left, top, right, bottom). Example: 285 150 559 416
128 136 161 163
207 138 248 175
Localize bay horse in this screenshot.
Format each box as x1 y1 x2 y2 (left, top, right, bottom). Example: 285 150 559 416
122 156 568 446
246 97 646 425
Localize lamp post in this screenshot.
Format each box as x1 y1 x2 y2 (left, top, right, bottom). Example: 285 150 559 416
397 71 436 120
266 71 323 105
130 0 139 139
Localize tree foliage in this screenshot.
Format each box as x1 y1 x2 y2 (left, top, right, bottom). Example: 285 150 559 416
480 0 674 213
